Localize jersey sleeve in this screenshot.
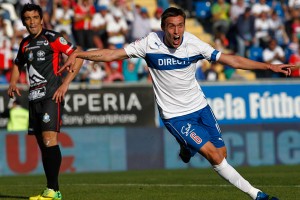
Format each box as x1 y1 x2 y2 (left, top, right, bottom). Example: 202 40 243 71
187 33 221 62
124 34 149 58
50 34 76 56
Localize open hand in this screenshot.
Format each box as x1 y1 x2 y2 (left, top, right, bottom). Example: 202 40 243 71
269 64 293 76
7 85 21 98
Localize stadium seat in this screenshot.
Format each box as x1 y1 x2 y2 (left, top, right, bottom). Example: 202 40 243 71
195 1 211 19
248 46 263 62
285 47 293 63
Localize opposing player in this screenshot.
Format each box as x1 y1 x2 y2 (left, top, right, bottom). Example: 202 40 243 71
7 3 82 200
60 7 292 200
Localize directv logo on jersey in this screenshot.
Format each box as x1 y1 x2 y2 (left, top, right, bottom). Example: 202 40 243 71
158 58 190 66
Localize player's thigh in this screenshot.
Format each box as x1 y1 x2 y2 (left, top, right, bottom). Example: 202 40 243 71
199 105 225 149
162 112 210 153
29 99 63 134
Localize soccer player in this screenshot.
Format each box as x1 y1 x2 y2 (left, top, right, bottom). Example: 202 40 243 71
7 3 83 200
60 7 292 200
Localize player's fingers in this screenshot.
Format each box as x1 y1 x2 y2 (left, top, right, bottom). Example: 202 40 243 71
288 68 291 76
8 92 14 98
58 65 68 73
8 88 15 98
15 89 21 96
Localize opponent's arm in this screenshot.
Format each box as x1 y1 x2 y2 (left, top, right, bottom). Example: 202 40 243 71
218 53 293 76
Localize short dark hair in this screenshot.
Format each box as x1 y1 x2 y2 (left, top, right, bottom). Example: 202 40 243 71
21 3 43 25
161 7 186 28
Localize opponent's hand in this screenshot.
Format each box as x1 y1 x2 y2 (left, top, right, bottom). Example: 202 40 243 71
58 53 77 74
7 85 21 98
268 64 293 76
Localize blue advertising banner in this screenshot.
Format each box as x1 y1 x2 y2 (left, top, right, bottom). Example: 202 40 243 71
1 125 299 176
202 81 300 124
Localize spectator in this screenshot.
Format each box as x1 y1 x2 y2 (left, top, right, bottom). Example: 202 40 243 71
11 16 28 60
106 9 128 48
288 45 300 77
287 33 299 54
136 58 149 82
122 58 140 82
204 63 219 81
268 11 289 47
211 0 231 35
150 7 163 32
156 0 169 11
105 61 124 82
254 11 272 48
91 5 113 49
73 0 96 49
0 6 13 38
0 69 8 84
214 31 230 53
262 38 286 77
86 61 107 84
195 60 208 81
288 0 300 9
172 0 193 17
235 7 256 57
130 5 151 42
284 7 300 41
0 15 13 70
290 16 300 40
251 0 271 17
40 0 53 30
52 0 75 44
1 98 29 132
230 0 247 24
228 0 247 52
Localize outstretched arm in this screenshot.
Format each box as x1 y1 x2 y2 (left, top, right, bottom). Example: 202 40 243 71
218 53 293 76
58 48 129 73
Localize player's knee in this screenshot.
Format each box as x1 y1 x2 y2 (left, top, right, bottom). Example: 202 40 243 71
43 136 57 147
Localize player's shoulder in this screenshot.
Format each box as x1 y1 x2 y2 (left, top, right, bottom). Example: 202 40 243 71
148 31 163 40
42 29 62 42
183 32 202 42
183 31 210 47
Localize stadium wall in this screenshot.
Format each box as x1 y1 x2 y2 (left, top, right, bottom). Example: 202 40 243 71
0 81 299 176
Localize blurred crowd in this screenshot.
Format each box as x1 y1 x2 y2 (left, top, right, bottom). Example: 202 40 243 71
195 0 300 80
0 0 300 85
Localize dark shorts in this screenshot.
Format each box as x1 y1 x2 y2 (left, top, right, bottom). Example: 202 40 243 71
162 105 225 157
28 98 64 135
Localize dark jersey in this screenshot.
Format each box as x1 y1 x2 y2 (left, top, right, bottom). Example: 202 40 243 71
15 29 76 102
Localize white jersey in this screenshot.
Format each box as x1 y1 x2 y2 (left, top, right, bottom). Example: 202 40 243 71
124 31 221 119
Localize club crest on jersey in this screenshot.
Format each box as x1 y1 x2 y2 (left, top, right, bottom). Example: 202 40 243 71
59 37 67 45
28 51 34 61
43 113 51 123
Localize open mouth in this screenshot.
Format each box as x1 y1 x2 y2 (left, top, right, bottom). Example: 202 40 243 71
173 35 180 45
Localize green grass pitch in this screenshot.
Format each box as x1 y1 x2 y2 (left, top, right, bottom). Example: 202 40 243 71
0 164 299 200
